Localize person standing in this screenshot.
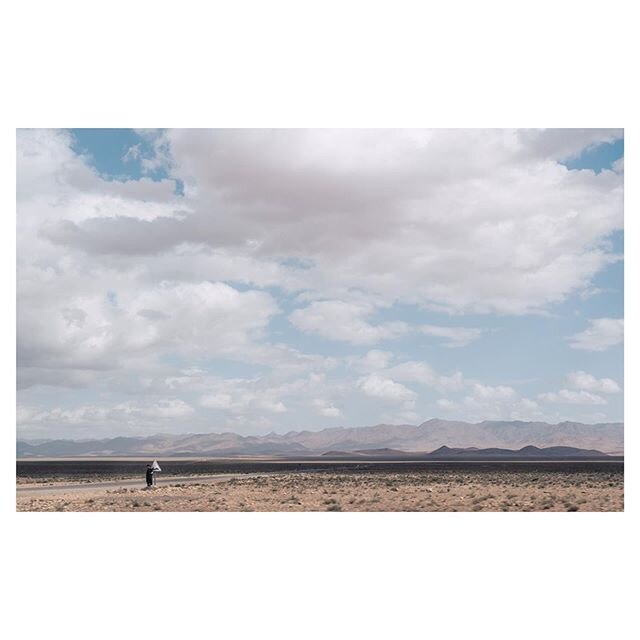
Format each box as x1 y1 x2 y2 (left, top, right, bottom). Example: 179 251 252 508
146 464 154 487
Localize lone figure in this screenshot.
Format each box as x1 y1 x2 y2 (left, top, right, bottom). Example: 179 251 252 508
146 464 155 487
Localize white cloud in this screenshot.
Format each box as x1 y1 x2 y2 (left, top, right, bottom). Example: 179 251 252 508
311 399 343 418
197 372 349 425
420 325 483 347
436 398 457 411
31 129 624 316
18 280 280 389
566 370 621 394
16 129 624 437
133 399 195 419
351 350 395 373
538 390 607 405
357 374 416 402
145 128 622 314
457 383 544 422
321 406 342 418
385 361 437 386
200 382 288 415
17 399 195 432
386 361 466 392
289 300 408 345
468 383 517 401
567 318 624 351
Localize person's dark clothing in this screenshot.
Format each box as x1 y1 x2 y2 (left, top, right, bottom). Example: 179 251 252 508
146 468 154 487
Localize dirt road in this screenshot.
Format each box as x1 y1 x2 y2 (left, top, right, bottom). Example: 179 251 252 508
16 472 274 498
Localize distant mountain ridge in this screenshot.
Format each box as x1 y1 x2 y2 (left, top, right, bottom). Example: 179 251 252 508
322 445 613 459
16 419 624 457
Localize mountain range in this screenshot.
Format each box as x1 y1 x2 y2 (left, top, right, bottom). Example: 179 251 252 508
16 419 623 457
322 445 613 459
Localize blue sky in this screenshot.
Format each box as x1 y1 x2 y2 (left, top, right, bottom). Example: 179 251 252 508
16 129 624 439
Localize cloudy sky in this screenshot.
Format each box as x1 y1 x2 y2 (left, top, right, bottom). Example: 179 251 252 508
16 129 624 439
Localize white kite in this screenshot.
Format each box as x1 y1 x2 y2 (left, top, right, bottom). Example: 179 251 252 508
151 460 162 471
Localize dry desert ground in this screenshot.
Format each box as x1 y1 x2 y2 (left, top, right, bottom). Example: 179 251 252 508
17 467 623 512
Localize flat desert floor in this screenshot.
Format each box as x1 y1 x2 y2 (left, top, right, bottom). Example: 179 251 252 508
17 466 623 512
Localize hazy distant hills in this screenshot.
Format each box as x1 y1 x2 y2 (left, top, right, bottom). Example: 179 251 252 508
16 419 623 457
322 445 613 459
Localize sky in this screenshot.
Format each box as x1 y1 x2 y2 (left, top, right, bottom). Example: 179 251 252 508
16 129 624 440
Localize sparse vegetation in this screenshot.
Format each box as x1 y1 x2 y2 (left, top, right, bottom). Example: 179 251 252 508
17 464 623 512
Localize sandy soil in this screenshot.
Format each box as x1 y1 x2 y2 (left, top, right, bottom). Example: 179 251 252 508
16 468 623 512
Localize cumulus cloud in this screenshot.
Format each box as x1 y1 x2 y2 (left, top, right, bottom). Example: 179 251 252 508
566 370 621 394
567 318 624 351
201 391 287 414
460 384 544 421
289 300 408 345
357 374 416 402
516 129 622 161
311 399 343 418
34 129 624 315
320 406 342 418
536 370 621 409
42 216 187 256
427 383 546 423
195 373 348 426
538 390 607 405
385 361 466 392
16 128 624 437
17 280 280 389
420 325 483 347
17 399 195 437
351 350 395 373
468 383 516 401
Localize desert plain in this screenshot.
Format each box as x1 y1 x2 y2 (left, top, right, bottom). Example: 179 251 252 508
17 460 623 512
